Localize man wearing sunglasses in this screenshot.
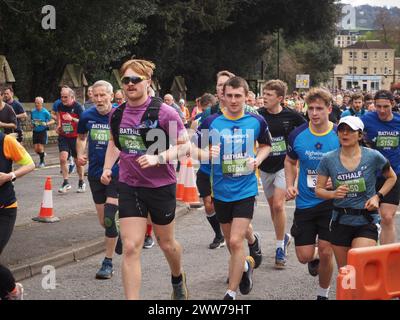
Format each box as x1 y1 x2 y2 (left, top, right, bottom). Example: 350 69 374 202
362 90 400 245
102 59 190 300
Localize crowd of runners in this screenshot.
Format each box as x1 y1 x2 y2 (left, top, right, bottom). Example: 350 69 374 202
0 58 399 300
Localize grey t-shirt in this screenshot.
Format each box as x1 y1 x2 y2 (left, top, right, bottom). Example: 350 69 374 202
318 147 388 226
0 103 17 134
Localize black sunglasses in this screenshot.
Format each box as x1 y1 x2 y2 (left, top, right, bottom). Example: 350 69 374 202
121 75 147 85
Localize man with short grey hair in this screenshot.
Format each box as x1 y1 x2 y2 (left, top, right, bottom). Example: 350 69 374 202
163 94 185 121
77 80 120 280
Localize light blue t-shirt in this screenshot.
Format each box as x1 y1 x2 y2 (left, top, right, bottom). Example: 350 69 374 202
31 108 51 132
318 147 388 226
287 123 340 209
196 112 271 202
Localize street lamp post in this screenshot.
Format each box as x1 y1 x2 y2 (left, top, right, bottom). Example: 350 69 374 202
277 30 280 79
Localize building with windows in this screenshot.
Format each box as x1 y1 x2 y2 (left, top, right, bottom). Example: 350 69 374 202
333 40 396 92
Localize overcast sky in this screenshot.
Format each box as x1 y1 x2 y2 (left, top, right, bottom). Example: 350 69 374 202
341 0 399 8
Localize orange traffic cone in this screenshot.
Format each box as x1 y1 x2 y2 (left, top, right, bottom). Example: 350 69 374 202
176 157 187 201
33 177 60 223
182 158 202 208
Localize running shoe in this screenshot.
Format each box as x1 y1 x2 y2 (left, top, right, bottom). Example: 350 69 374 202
95 259 114 280
171 272 189 300
58 182 72 194
249 232 262 269
239 256 255 295
223 293 235 300
143 235 155 249
77 182 86 193
308 258 320 277
209 236 225 250
275 233 292 269
5 283 24 300
317 295 329 300
275 248 287 269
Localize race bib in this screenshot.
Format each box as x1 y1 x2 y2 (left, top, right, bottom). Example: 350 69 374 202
336 178 367 194
307 174 318 188
90 129 110 143
119 134 147 155
222 158 252 177
62 123 74 134
271 137 287 155
376 136 399 148
33 120 42 127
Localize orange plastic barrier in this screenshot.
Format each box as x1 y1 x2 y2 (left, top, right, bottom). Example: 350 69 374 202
336 243 400 300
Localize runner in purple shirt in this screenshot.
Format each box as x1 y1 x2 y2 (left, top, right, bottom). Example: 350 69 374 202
102 59 190 300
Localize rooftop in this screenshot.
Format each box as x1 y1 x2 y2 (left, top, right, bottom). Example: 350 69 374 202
346 40 394 50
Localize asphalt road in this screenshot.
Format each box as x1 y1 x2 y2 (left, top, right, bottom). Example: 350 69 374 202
14 166 95 226
19 193 400 301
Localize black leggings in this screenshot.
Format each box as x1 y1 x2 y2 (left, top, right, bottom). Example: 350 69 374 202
0 208 17 299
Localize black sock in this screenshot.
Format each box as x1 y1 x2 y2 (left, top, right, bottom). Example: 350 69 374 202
63 179 69 186
79 180 84 187
39 152 45 163
171 274 183 285
207 214 223 239
104 257 112 263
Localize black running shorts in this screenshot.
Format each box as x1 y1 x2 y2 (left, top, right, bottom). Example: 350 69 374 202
329 222 379 247
213 197 256 224
58 136 77 158
291 201 333 246
89 178 118 205
118 182 176 226
32 131 48 145
196 170 212 198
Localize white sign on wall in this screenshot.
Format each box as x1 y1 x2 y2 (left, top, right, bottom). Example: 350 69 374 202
296 75 310 89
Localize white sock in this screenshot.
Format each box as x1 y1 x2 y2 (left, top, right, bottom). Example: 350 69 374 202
226 290 236 300
317 286 330 298
276 240 285 250
244 260 249 272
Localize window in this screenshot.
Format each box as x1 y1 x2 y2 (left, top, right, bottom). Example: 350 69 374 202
363 68 368 75
385 52 388 60
374 52 378 59
374 67 377 74
354 67 357 74
363 52 368 59
354 52 358 59
349 52 353 59
384 67 388 74
349 67 353 74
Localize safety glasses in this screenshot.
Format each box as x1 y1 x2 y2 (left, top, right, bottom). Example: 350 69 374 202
121 75 147 85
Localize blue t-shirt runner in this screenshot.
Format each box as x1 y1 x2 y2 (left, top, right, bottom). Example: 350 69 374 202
31 108 51 133
78 107 118 179
287 122 340 209
362 112 400 175
197 104 259 177
317 147 388 226
197 112 271 202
